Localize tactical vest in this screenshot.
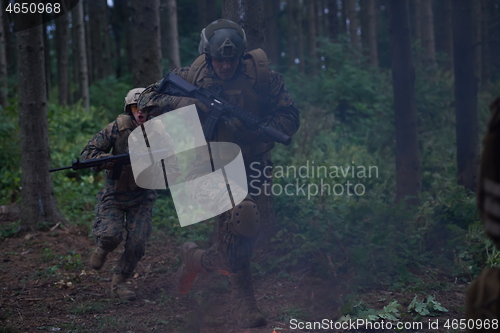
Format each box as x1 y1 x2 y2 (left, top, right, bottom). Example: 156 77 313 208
107 114 139 192
172 49 273 163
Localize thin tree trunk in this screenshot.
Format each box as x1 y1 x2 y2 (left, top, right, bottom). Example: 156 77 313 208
124 1 134 76
88 0 104 81
16 15 65 231
294 0 305 73
71 12 80 104
131 0 163 87
452 0 478 191
346 0 359 50
0 0 8 108
286 0 296 67
474 0 482 84
84 1 93 84
435 0 453 71
43 26 51 98
223 0 265 51
414 0 422 65
388 0 421 205
3 9 15 75
367 0 378 65
264 0 280 66
480 0 490 87
327 0 339 40
111 0 126 78
74 0 90 111
340 0 347 34
101 0 112 77
165 0 180 69
307 0 317 73
55 12 69 106
206 0 218 24
421 0 436 66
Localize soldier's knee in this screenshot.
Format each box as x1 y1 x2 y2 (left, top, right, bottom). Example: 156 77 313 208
98 234 122 252
231 196 260 237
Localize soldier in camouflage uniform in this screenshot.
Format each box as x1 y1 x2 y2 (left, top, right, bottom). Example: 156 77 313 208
82 88 159 301
138 19 300 328
466 97 500 331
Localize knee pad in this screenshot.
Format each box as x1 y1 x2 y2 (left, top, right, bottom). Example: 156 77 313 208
231 197 259 237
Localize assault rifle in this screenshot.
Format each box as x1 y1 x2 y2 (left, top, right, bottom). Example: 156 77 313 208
157 72 292 146
49 153 129 180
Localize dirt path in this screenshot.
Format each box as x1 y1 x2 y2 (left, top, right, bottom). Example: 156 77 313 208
0 226 468 333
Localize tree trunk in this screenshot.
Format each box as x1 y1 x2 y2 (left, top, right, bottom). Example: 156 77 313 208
264 0 280 66
435 0 453 71
474 0 482 84
421 0 436 66
307 0 317 73
55 13 69 106
88 0 104 81
73 0 90 111
480 0 490 87
131 0 163 87
3 8 15 75
124 1 134 76
43 25 51 98
294 0 305 73
366 0 378 65
111 0 126 78
286 0 296 67
346 0 359 50
0 0 8 108
327 0 338 40
340 0 347 34
100 0 112 77
165 0 180 69
223 0 265 51
84 1 93 84
414 0 422 65
16 15 65 231
452 0 478 191
197 0 217 30
71 12 80 104
388 0 421 205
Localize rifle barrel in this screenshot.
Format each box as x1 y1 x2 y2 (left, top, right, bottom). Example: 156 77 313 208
49 165 73 172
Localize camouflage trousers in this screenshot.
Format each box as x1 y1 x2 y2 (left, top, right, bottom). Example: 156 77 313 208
92 184 157 278
196 156 274 274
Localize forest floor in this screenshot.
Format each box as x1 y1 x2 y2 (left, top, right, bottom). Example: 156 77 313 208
0 224 469 333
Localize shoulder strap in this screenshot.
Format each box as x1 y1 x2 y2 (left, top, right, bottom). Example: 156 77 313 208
186 54 207 84
243 48 270 100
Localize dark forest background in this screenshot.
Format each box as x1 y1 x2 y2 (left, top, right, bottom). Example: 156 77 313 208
1 0 500 300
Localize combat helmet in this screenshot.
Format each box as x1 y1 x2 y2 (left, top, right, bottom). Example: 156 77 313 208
198 19 247 59
124 88 145 114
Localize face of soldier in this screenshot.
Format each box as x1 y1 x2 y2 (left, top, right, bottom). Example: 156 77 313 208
211 57 239 81
130 104 146 126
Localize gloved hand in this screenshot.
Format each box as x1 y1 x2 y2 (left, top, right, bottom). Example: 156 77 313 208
224 117 263 145
97 154 114 171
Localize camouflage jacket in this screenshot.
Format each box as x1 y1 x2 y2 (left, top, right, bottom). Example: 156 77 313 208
138 57 300 162
81 114 179 192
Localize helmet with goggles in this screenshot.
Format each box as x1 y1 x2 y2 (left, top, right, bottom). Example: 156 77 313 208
198 19 247 60
124 88 145 114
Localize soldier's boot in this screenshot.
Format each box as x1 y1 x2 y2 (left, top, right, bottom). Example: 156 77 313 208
175 242 206 294
111 273 136 301
90 247 109 270
230 268 266 328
